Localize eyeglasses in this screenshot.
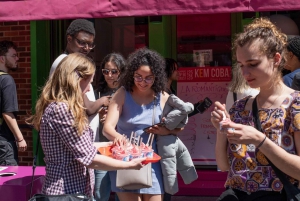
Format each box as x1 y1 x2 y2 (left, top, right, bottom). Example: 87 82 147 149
4 54 18 58
74 37 95 50
102 69 119 75
133 76 154 84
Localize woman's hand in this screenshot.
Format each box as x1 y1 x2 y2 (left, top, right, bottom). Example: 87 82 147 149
17 139 27 152
211 101 228 130
146 124 171 136
222 122 264 146
113 135 127 146
144 117 179 136
100 96 112 107
99 107 108 123
128 158 146 170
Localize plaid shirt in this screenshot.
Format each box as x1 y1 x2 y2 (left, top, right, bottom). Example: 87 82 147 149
40 102 97 197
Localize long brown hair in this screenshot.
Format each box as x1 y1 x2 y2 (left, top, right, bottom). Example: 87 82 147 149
27 53 95 135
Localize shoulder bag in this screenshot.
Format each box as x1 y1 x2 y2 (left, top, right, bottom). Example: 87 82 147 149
115 97 158 190
116 163 152 190
28 194 91 201
252 96 300 201
28 132 92 201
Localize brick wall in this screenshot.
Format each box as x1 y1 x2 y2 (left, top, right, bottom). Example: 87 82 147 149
0 21 33 165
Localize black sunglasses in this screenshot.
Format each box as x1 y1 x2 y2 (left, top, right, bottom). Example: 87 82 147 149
102 69 119 75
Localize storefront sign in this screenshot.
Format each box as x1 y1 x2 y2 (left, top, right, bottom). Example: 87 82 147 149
177 67 231 165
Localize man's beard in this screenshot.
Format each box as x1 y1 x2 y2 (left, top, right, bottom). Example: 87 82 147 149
5 60 18 71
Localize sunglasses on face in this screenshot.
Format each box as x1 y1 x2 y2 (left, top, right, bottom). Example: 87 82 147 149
133 76 154 84
74 37 95 50
102 69 119 75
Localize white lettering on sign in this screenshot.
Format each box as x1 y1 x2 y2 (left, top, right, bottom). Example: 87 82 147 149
211 68 230 78
194 68 230 78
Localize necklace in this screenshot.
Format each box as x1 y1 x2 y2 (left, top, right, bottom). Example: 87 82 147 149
110 87 118 96
257 90 282 109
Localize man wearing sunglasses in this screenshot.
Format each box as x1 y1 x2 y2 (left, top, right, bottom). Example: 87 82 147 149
49 19 110 147
0 40 27 165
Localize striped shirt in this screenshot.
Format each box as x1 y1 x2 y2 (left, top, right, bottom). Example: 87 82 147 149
40 102 97 197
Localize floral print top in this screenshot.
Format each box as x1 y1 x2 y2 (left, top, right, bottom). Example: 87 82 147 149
225 92 300 193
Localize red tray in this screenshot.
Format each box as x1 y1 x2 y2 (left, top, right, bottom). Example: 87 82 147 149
98 146 161 164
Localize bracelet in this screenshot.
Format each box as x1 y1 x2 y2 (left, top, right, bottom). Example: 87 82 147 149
256 135 267 149
16 138 24 143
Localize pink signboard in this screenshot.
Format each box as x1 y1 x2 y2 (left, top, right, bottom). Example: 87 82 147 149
177 67 231 165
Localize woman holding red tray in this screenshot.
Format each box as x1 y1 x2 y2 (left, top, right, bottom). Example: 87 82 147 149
27 53 144 199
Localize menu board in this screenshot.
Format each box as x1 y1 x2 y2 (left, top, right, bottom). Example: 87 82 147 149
177 67 231 165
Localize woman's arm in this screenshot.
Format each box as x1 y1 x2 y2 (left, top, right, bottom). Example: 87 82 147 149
145 92 183 136
215 130 230 171
83 94 111 116
88 154 145 170
93 142 113 150
146 125 183 136
223 121 300 180
259 132 300 180
102 88 125 141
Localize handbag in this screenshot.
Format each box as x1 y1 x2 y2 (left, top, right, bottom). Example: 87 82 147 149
28 193 91 201
28 132 92 201
115 96 158 190
116 163 152 190
252 97 300 201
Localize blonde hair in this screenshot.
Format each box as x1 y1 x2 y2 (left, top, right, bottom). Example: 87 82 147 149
27 53 95 135
232 17 287 85
228 66 248 93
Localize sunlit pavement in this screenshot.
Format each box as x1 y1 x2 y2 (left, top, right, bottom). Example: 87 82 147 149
108 195 218 201
172 196 218 201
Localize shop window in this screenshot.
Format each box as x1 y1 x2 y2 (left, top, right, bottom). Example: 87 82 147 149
93 17 148 66
93 17 148 87
177 14 232 67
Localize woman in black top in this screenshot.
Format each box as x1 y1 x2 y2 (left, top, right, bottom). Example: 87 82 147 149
94 53 125 201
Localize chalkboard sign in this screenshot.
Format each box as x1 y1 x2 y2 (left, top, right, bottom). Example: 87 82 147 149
177 67 231 165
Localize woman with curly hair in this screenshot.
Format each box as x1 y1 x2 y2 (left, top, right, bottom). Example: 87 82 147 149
211 18 300 201
27 53 144 198
103 48 182 201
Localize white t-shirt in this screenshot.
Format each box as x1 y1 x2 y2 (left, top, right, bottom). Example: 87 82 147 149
50 54 99 141
86 87 100 141
49 54 67 76
225 88 260 112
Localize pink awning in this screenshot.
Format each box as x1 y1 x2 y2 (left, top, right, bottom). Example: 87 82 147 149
0 0 299 22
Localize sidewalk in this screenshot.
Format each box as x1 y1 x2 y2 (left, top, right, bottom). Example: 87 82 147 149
109 194 218 201
172 196 217 201
171 196 218 201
